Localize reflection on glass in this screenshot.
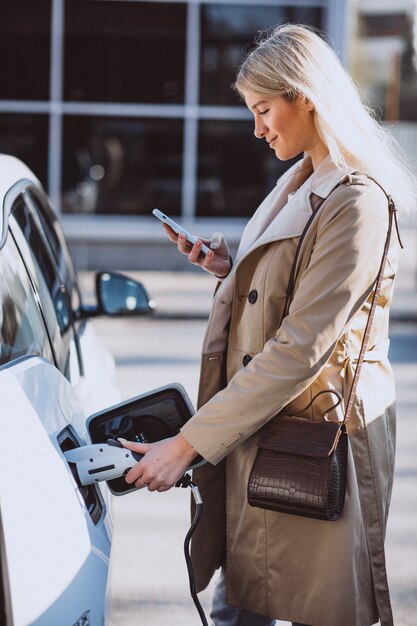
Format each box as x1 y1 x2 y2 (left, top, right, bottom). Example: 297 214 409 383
12 197 72 336
200 5 323 106
64 0 186 103
0 115 49 187
197 120 301 217
27 190 81 315
62 116 183 215
0 236 51 366
0 0 51 100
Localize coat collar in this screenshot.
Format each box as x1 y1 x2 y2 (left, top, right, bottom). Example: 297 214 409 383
310 154 356 199
235 154 356 263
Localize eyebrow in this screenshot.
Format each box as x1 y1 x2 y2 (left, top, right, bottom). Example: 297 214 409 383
249 99 268 111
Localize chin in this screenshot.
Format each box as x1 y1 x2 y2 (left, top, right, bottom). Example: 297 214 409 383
274 147 303 162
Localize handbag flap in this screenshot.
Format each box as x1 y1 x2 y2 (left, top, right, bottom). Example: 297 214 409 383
258 415 343 458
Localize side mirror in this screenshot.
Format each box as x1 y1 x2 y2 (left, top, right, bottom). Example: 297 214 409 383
78 271 155 318
97 271 155 316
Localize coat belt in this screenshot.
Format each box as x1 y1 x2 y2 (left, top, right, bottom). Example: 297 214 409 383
333 339 390 365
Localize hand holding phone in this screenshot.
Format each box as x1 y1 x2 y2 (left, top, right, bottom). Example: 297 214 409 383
152 208 210 255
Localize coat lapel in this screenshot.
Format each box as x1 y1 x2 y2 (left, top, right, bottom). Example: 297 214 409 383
236 157 314 261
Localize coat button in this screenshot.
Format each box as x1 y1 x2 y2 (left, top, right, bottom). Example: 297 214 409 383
242 354 252 367
248 289 258 304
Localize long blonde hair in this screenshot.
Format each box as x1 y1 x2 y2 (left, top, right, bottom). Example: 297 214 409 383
235 23 417 218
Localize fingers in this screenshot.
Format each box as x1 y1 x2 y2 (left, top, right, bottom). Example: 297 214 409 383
128 471 175 492
186 237 211 264
209 232 223 250
162 223 226 271
121 435 195 492
117 438 152 454
118 439 153 489
125 465 151 489
162 223 179 243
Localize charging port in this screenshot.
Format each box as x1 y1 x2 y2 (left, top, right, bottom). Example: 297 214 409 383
58 426 104 525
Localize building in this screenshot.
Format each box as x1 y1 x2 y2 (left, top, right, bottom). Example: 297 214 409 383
0 0 391 269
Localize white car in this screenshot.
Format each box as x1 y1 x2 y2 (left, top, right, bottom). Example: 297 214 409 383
0 155 155 626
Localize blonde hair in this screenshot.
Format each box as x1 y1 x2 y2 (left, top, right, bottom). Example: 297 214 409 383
235 23 417 218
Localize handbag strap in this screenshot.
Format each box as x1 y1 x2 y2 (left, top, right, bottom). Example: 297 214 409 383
342 190 395 426
280 173 401 427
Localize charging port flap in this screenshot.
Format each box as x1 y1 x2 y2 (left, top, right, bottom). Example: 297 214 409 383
58 426 104 524
86 383 203 495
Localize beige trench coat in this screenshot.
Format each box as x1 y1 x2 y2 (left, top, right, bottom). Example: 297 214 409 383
181 155 400 626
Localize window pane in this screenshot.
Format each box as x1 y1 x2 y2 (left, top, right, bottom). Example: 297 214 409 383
61 116 183 215
27 189 80 314
12 197 72 337
64 1 186 104
27 190 62 265
197 120 301 217
0 234 52 367
352 8 417 122
0 0 51 100
0 114 49 187
200 5 324 106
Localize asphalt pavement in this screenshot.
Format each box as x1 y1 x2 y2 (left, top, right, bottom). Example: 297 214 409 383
80 237 417 626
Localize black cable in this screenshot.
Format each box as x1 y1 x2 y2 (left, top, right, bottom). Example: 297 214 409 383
175 475 209 626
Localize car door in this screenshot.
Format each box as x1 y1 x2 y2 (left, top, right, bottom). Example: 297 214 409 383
0 357 111 626
0 222 111 625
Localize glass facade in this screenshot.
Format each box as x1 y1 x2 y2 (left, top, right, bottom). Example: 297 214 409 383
200 5 323 106
0 0 338 221
0 1 51 100
62 116 184 215
64 2 186 104
0 114 49 186
197 119 300 217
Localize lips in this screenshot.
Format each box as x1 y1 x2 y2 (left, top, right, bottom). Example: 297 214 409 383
268 136 278 148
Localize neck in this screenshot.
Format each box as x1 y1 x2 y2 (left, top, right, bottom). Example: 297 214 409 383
308 142 329 171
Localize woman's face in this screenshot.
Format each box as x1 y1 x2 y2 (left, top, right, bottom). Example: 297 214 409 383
243 90 326 166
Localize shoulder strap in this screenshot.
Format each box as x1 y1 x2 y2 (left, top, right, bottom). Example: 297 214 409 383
343 193 394 426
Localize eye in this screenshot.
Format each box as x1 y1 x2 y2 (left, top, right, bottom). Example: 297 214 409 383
259 109 269 116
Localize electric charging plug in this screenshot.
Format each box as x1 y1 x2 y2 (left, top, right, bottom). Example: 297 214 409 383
64 438 142 486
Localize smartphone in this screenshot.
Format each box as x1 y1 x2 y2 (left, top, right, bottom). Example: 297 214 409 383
152 208 210 255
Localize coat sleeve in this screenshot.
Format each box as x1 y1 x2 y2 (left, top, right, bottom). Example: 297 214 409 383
181 181 391 464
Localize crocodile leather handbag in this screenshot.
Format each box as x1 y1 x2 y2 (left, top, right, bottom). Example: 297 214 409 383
247 391 348 520
248 178 396 522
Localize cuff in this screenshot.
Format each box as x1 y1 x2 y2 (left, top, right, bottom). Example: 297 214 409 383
215 255 233 280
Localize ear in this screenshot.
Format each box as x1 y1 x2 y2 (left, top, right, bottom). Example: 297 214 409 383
303 96 315 112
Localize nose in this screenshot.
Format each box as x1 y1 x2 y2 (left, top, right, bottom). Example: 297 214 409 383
254 118 267 139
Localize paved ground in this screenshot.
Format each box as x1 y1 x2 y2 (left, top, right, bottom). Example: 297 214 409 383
79 244 417 625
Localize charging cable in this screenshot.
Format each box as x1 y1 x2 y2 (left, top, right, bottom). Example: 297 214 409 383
176 474 208 626
64 442 209 625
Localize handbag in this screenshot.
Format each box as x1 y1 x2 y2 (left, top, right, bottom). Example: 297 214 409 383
248 390 348 520
247 177 397 522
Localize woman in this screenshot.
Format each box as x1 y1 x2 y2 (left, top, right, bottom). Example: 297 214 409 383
120 24 416 626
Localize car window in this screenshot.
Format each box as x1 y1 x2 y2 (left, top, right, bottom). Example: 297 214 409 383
10 197 76 377
25 188 82 313
0 233 53 367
